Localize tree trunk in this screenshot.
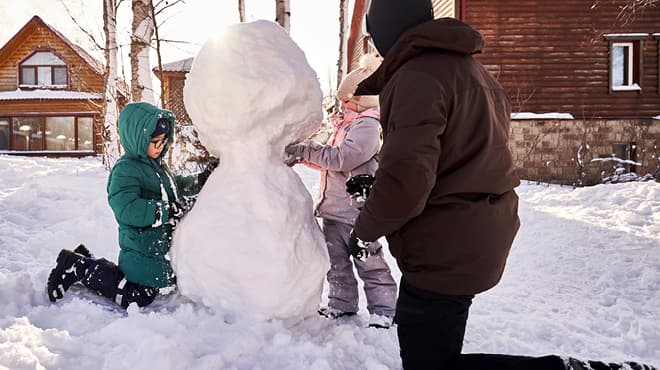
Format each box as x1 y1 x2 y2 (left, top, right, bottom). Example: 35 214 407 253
334 0 349 112
150 1 165 108
275 0 290 32
102 0 121 168
238 0 246 22
336 0 348 90
130 0 155 103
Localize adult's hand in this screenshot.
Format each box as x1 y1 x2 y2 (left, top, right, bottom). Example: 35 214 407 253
348 229 371 261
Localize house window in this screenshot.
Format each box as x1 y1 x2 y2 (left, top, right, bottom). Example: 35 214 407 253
0 118 9 150
77 117 94 151
19 51 68 88
604 34 650 92
612 43 634 87
611 41 641 91
0 115 95 152
45 117 76 151
12 117 43 151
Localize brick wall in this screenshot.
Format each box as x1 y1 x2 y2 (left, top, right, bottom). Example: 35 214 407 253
509 119 660 185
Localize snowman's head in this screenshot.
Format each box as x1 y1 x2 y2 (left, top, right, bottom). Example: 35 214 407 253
184 20 323 157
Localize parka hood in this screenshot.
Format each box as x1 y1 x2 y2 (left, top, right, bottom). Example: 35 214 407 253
357 17 484 95
118 102 175 159
365 0 434 58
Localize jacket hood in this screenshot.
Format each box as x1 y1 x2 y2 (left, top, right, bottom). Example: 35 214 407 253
365 0 434 58
357 18 484 95
118 102 175 159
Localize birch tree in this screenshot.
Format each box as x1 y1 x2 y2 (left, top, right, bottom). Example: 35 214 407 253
336 0 348 95
58 0 123 166
131 0 155 103
275 0 290 32
102 0 122 167
239 0 246 22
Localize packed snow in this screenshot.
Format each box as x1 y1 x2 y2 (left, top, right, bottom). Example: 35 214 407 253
172 20 328 322
0 155 658 369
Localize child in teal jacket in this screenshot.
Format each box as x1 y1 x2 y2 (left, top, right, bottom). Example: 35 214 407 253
46 102 215 308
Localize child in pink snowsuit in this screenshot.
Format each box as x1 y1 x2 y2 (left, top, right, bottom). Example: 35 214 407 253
285 58 397 328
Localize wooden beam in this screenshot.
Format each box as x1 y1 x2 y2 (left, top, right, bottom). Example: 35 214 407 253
347 0 368 72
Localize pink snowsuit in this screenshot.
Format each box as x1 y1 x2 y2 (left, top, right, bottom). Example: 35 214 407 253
302 108 397 317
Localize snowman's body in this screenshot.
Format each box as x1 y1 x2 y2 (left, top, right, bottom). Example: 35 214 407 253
170 20 329 321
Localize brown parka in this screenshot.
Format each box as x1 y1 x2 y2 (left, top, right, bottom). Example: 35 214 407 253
353 18 521 295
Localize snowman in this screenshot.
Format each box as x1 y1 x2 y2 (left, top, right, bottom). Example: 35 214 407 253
170 20 329 322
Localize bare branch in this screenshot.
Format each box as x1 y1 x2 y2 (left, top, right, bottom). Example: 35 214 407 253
57 0 104 50
617 0 658 24
154 0 187 16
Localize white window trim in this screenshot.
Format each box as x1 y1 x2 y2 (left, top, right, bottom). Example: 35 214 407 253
612 83 641 91
604 33 649 39
611 42 639 91
19 52 68 89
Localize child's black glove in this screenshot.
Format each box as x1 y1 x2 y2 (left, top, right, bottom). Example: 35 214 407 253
346 174 375 202
198 157 219 186
168 201 185 226
284 142 310 166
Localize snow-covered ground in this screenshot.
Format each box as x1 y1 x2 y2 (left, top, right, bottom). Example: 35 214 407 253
0 155 658 369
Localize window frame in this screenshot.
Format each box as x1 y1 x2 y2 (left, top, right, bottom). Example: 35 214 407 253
0 117 10 151
604 34 649 93
655 33 660 94
0 115 95 153
17 50 69 89
611 42 635 89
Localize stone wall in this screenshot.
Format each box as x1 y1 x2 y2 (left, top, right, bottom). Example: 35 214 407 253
509 119 660 186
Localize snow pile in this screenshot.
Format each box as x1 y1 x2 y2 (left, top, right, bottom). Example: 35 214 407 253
171 20 329 322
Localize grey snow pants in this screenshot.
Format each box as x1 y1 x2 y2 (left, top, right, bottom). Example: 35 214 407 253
322 218 397 317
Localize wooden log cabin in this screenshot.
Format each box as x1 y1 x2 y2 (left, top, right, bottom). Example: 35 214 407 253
0 16 115 157
461 0 659 184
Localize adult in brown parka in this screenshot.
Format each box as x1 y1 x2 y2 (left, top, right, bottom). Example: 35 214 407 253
348 2 658 370
349 0 525 368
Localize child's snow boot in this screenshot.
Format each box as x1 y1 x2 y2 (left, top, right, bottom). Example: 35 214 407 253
566 357 657 370
367 313 393 329
46 247 88 302
73 244 92 258
318 306 356 319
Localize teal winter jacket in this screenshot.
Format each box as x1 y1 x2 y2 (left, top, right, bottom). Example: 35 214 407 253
107 102 203 288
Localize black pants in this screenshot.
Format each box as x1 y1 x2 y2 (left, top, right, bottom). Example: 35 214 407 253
76 257 159 309
395 278 566 370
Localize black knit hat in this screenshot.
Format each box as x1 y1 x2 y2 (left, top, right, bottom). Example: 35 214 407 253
366 0 434 57
151 118 170 138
